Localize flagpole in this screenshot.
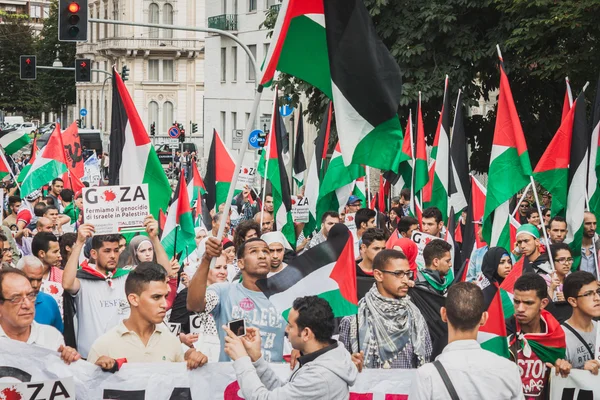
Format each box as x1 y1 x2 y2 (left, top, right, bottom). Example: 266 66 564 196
510 182 532 219
366 166 371 209
0 146 21 191
260 87 278 229
566 77 573 108
212 87 264 268
529 176 555 272
409 109 416 216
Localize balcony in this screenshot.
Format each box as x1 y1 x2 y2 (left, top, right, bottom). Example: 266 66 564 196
95 38 204 56
207 14 237 31
269 3 281 14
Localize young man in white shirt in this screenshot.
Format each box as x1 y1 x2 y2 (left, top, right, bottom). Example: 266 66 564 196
0 268 80 364
410 282 525 400
88 262 207 371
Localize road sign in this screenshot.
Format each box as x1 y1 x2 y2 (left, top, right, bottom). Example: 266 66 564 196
80 108 87 117
260 115 271 130
232 129 243 150
168 126 181 138
248 129 262 149
279 103 293 117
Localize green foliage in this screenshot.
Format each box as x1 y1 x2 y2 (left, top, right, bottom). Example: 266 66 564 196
261 0 600 173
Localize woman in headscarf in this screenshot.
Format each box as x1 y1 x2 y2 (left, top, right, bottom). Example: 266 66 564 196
386 236 418 276
478 246 512 286
124 236 155 269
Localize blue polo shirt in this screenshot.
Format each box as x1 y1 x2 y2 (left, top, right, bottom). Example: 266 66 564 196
35 292 64 333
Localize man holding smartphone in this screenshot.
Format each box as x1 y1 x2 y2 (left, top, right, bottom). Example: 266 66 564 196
187 237 286 362
223 296 357 399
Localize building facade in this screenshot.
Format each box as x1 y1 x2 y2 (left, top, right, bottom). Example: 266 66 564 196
76 0 206 150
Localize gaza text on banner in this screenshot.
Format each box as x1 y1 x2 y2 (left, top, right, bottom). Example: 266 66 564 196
550 368 600 400
82 184 150 235
0 338 413 399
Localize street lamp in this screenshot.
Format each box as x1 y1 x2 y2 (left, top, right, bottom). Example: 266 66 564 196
52 51 63 67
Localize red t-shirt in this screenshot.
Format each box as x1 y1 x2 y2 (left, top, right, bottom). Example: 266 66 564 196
16 209 32 226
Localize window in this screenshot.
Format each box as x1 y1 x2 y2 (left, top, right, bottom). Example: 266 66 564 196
30 5 41 18
248 0 256 12
263 43 269 65
43 7 49 18
148 3 159 38
148 60 159 81
163 102 174 132
247 45 256 81
220 48 227 82
103 6 108 38
149 101 159 130
220 112 226 136
163 60 174 81
231 47 238 81
231 112 237 130
163 4 173 39
113 0 119 36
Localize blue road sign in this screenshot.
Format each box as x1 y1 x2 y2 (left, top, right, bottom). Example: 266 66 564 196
80 108 87 117
279 100 293 117
249 129 262 149
168 126 181 138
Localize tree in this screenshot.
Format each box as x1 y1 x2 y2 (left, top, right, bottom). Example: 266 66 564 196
36 0 77 115
0 11 43 116
261 0 600 173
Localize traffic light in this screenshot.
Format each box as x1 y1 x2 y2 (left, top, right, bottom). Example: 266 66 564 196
121 65 129 81
75 58 91 82
58 0 88 41
191 121 198 134
257 131 267 148
77 119 82 128
20 55 36 80
179 131 185 143
150 122 156 136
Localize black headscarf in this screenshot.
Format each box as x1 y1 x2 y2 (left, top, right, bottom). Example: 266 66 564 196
480 246 510 284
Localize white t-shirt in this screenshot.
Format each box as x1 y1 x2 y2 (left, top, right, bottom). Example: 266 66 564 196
0 321 64 352
73 276 129 358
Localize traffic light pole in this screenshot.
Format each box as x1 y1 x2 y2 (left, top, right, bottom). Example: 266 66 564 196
88 18 259 87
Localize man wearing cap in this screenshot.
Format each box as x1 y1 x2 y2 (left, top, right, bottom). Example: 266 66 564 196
346 195 362 215
262 232 292 277
516 224 552 275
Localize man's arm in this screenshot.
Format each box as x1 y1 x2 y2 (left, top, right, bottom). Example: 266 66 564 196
144 215 171 273
62 224 94 294
187 237 222 312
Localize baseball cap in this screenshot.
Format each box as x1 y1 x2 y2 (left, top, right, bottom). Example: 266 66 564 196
347 195 361 206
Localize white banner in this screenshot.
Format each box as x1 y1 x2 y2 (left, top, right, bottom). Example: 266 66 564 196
291 196 309 223
82 184 150 235
235 166 256 191
550 368 600 399
0 338 413 400
410 230 440 268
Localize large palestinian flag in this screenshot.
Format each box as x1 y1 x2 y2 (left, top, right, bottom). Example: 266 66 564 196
258 94 296 248
0 128 30 155
511 309 566 364
204 129 235 211
20 124 68 197
482 53 532 251
256 225 357 319
477 280 509 358
161 169 196 259
17 137 37 183
108 67 170 219
260 0 406 172
449 90 469 219
588 74 600 217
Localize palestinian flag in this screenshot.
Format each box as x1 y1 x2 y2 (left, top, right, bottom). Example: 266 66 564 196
304 102 332 236
414 92 429 195
17 137 38 183
256 224 357 319
260 0 407 172
292 104 307 188
424 76 451 222
258 95 296 248
511 308 566 364
460 175 487 263
562 76 573 122
187 161 207 207
20 124 68 197
482 52 532 251
108 66 170 219
384 110 413 191
477 280 510 358
499 257 525 319
204 129 235 211
589 74 600 217
533 98 577 218
0 148 11 180
352 176 366 205
565 91 588 270
0 128 30 155
316 140 365 222
449 90 469 219
159 208 166 231
161 169 196 259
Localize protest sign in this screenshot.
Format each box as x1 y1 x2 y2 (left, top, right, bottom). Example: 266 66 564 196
550 368 600 399
83 153 102 186
410 230 441 268
344 213 358 234
0 379 75 400
82 184 150 235
235 165 256 191
291 196 309 223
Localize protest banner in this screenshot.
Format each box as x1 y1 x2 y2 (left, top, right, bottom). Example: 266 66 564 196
235 166 256 191
0 379 75 400
0 338 413 399
344 213 358 235
550 369 600 399
82 184 150 235
410 230 441 268
291 196 309 223
83 153 102 186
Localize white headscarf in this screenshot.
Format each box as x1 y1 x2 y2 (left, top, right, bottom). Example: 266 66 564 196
261 231 292 251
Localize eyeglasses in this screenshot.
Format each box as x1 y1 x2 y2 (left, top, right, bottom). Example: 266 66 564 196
555 257 574 264
0 292 37 305
576 288 600 299
379 270 414 280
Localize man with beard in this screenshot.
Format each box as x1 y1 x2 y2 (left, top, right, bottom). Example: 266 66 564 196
62 216 171 358
339 249 431 369
262 231 291 277
516 224 552 276
580 212 598 278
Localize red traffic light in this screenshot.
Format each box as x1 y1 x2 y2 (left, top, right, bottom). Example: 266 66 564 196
80 61 87 68
25 58 31 64
68 2 80 12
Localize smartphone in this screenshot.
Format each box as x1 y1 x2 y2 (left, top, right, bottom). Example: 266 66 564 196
228 319 247 337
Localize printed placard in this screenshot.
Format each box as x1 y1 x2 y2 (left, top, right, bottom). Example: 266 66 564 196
410 230 441 268
235 166 256 191
291 196 309 223
83 184 150 235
